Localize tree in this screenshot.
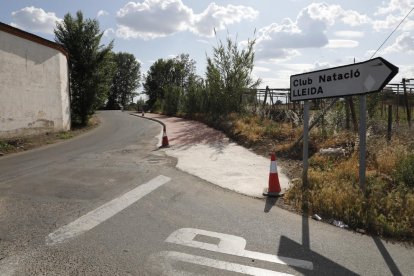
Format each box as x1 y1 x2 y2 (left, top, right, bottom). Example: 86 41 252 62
106 52 141 109
54 11 114 125
143 54 197 109
205 35 261 115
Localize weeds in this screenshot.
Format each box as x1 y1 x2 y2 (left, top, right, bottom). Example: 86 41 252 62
0 140 13 152
285 135 414 241
57 132 74 140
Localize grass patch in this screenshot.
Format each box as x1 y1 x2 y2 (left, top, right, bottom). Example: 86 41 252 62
0 140 13 153
57 131 74 140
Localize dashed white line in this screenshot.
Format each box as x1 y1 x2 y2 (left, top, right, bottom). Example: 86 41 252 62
46 175 171 245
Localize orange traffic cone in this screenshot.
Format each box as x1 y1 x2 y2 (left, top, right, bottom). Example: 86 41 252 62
263 153 282 197
161 126 169 147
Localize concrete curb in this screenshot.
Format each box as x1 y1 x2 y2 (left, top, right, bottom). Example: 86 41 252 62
130 113 166 148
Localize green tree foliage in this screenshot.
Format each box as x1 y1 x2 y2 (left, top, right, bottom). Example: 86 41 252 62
205 36 261 115
143 54 196 109
54 11 114 125
106 52 141 109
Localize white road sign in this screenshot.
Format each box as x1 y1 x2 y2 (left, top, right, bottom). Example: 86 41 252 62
290 57 398 101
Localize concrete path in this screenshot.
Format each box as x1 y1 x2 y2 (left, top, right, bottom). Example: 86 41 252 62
136 113 290 198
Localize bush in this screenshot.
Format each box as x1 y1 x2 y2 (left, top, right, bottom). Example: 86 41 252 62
0 140 13 152
163 85 181 115
395 154 414 188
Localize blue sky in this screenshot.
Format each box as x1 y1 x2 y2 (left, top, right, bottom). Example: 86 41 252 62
1 0 413 88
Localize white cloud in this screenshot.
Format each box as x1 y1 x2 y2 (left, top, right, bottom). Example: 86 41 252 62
334 31 364 38
196 39 209 44
103 28 115 37
253 66 271 73
325 39 359 48
372 14 403 31
116 0 192 39
372 0 414 31
192 3 258 37
97 10 109 17
11 6 62 34
397 64 414 79
115 0 258 39
254 3 369 61
375 0 413 16
383 32 414 54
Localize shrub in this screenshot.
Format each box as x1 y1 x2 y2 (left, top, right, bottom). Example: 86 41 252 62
394 154 414 188
163 85 181 115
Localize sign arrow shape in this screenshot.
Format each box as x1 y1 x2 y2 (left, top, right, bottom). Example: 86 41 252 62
290 57 399 101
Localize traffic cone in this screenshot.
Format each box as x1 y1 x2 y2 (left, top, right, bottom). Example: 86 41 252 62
263 153 282 197
161 126 169 147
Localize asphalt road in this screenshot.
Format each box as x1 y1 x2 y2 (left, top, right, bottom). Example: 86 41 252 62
0 111 413 275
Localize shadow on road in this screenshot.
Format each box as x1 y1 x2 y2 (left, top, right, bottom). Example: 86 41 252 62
372 236 403 276
264 196 279 213
274 189 403 275
275 205 358 275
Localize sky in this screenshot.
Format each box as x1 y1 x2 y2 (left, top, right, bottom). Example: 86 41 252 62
1 0 413 89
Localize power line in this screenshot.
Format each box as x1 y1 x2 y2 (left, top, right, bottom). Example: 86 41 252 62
370 6 414 59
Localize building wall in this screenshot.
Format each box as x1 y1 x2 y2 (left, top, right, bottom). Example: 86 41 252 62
0 30 70 138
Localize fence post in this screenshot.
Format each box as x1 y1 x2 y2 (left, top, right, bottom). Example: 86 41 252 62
402 78 412 129
387 105 393 143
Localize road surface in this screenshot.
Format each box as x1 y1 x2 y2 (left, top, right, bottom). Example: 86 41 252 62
0 111 412 275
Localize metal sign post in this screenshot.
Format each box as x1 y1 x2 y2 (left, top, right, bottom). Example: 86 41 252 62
290 57 398 192
302 101 309 188
359 95 367 193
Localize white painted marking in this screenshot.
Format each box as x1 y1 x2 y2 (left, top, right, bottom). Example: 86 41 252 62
157 251 294 276
364 75 375 90
46 175 171 245
166 228 313 270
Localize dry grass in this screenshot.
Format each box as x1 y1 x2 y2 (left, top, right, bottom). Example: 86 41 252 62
232 115 294 143
285 133 414 240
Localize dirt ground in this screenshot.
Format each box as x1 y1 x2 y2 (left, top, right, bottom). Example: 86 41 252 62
0 116 100 157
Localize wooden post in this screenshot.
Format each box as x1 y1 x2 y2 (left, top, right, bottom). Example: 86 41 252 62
402 79 412 129
349 97 358 132
345 97 351 130
263 86 268 109
387 105 392 143
396 84 400 127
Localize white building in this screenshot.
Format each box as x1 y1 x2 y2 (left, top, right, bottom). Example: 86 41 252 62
0 22 70 138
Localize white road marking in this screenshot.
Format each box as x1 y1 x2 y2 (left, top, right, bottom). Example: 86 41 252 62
46 175 171 245
156 251 294 276
166 228 313 270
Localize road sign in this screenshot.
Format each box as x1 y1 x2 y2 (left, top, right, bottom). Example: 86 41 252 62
290 57 399 101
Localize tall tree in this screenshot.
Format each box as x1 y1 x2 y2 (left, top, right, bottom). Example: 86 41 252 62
54 11 114 125
143 54 196 109
106 52 141 109
206 36 261 114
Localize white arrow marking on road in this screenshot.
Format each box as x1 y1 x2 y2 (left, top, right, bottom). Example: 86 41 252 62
166 228 313 270
46 175 171 245
154 251 294 276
